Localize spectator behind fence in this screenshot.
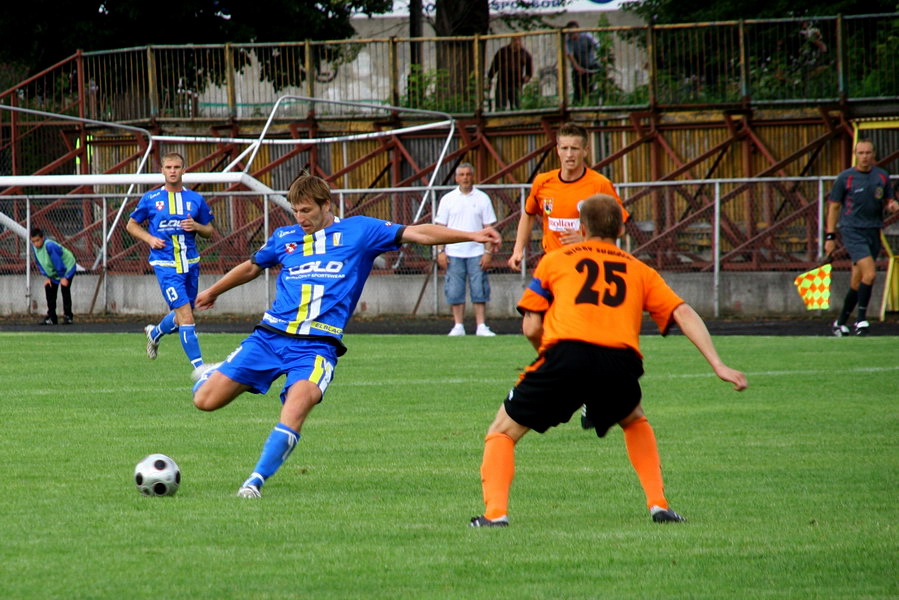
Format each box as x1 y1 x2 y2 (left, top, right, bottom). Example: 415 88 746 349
126 152 215 375
797 20 829 84
434 162 499 337
30 227 77 325
487 37 533 110
565 21 600 105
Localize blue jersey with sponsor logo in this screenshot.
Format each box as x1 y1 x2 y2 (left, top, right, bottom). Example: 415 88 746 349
252 216 405 345
130 187 214 272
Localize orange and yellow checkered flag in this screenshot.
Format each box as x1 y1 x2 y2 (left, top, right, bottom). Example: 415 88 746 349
793 264 832 310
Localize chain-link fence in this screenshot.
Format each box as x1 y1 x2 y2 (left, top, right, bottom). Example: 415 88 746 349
3 14 896 130
3 176 897 316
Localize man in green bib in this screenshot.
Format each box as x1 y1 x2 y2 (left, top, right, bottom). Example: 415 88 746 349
30 227 77 325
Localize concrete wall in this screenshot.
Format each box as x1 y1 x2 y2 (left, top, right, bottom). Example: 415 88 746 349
2 271 883 320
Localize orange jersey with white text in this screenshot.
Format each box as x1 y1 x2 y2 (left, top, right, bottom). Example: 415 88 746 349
518 240 683 357
525 168 628 253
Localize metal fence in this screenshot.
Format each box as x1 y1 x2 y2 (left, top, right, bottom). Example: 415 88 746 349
3 176 898 313
1 14 896 127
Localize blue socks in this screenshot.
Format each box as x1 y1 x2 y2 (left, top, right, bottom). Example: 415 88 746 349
242 424 301 490
152 310 179 340
151 312 203 368
179 323 203 368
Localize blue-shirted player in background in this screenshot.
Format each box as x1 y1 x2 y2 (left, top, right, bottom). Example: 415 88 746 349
191 173 502 498
126 152 215 373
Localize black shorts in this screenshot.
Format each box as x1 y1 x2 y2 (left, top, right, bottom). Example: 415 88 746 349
504 341 644 438
840 227 882 263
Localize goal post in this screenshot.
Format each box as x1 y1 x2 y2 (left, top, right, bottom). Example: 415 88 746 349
0 97 458 314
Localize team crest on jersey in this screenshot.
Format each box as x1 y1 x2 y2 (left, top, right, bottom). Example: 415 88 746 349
543 198 554 215
186 201 192 211
285 242 297 253
155 201 165 211
875 186 884 199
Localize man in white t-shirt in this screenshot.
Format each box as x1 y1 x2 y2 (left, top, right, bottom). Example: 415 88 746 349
435 163 499 336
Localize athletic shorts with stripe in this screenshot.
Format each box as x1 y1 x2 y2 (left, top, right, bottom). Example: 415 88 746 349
504 340 644 438
216 327 338 404
154 264 200 310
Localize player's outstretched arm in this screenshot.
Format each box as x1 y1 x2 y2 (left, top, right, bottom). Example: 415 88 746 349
508 213 535 270
672 303 748 391
402 224 502 247
195 260 262 311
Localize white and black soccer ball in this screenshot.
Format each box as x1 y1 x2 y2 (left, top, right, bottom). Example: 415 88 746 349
134 453 181 497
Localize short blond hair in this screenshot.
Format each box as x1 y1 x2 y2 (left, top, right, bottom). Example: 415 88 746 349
579 194 622 239
161 152 185 166
288 172 332 207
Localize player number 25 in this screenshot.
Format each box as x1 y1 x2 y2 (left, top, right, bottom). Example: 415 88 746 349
575 259 626 307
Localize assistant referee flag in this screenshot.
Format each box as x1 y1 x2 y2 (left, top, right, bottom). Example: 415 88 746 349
793 264 832 310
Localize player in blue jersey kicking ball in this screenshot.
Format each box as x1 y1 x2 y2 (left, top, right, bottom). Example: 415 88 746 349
126 152 215 373
191 173 502 498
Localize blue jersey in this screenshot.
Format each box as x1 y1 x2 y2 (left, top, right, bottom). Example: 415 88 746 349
252 216 405 350
130 187 214 272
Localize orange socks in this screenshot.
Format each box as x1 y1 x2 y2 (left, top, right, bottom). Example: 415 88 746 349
622 416 668 510
480 420 666 518
480 432 515 520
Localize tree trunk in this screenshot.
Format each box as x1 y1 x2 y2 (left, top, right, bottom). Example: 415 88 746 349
434 0 489 110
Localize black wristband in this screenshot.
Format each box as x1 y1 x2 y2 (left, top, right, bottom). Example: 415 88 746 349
825 232 837 241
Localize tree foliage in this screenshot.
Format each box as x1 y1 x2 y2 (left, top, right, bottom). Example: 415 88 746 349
622 0 898 23
620 0 899 103
434 0 489 36
0 0 391 88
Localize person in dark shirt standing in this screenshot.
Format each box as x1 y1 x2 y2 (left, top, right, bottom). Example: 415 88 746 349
825 139 898 336
565 21 599 105
487 37 533 110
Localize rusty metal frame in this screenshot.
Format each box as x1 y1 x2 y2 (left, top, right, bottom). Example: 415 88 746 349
2 104 882 274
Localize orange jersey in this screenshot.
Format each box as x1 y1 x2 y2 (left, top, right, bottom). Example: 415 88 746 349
525 168 628 253
517 240 683 357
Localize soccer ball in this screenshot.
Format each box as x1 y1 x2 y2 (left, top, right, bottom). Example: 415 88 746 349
134 453 181 497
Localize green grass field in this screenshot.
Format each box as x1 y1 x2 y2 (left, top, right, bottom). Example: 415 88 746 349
0 331 896 599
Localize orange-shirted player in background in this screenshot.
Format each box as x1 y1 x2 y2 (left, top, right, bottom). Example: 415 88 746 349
470 194 747 528
507 121 628 272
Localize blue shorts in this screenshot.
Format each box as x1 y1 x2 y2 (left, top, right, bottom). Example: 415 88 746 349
154 264 200 310
839 227 882 263
217 328 338 404
445 255 490 305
